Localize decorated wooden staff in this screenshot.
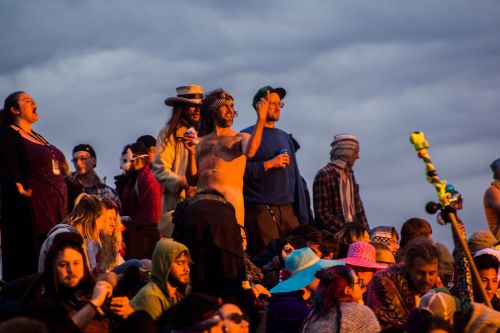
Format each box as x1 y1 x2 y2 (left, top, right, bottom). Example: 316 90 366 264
409 131 492 308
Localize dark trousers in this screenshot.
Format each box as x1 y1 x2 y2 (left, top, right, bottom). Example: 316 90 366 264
245 202 299 257
172 195 244 298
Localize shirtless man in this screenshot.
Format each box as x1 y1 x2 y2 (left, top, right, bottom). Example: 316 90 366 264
185 88 267 229
484 158 500 239
172 88 267 297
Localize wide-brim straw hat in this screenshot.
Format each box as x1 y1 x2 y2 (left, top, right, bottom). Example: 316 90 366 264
165 85 203 106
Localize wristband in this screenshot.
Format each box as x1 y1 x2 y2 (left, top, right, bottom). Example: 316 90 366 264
88 301 103 315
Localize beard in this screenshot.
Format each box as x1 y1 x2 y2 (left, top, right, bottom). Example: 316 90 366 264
58 278 84 297
214 114 233 128
266 115 279 122
168 272 189 288
266 109 280 122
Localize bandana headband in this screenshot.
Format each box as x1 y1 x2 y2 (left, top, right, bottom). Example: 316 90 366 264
211 98 231 109
210 91 233 110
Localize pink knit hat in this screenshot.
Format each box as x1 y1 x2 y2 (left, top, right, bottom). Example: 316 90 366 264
340 241 387 270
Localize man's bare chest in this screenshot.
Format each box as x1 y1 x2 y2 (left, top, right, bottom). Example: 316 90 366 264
198 136 243 160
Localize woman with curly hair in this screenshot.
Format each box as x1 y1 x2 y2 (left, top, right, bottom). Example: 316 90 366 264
301 265 380 333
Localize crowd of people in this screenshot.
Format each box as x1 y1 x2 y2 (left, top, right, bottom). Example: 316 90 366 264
0 87 499 332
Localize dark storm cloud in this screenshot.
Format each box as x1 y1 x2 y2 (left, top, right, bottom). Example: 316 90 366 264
1 0 500 248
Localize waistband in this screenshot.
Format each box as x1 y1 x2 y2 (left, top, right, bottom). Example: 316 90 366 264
190 190 228 205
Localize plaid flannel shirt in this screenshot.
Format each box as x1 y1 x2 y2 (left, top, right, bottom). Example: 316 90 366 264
313 162 368 233
74 173 120 204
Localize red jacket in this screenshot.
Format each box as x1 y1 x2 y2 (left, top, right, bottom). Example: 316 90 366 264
117 164 162 223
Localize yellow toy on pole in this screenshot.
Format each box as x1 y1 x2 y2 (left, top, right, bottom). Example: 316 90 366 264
410 131 450 206
409 131 492 308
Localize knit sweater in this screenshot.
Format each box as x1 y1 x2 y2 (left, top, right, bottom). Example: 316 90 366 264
301 302 381 333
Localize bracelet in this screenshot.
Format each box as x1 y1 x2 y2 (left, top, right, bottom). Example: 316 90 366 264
88 301 101 313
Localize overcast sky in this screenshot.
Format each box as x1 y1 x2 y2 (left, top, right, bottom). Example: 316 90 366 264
2 0 499 249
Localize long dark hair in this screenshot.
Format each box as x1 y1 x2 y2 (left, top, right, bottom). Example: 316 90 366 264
42 233 94 297
0 91 25 128
198 88 235 136
162 105 199 142
198 90 219 136
303 265 356 332
335 223 369 258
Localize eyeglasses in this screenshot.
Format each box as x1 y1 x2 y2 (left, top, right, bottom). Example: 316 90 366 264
352 280 363 287
270 101 284 108
225 313 245 324
72 156 90 163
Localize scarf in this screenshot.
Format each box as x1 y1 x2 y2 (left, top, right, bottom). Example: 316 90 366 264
330 134 359 223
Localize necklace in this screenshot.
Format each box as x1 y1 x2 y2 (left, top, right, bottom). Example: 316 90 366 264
10 124 61 175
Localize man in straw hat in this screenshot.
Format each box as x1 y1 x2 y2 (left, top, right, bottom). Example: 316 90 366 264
313 133 368 234
172 88 268 297
153 85 204 214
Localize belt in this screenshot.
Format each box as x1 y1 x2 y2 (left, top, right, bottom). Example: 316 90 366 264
189 191 228 205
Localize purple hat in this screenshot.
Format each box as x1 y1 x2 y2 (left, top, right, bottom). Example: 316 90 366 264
340 242 387 270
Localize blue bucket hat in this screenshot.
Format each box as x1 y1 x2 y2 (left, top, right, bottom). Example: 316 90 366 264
270 247 343 293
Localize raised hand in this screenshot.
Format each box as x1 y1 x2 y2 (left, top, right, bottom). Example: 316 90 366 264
255 90 270 122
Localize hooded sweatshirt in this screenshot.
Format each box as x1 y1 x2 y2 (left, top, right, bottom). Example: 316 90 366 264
130 239 190 319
